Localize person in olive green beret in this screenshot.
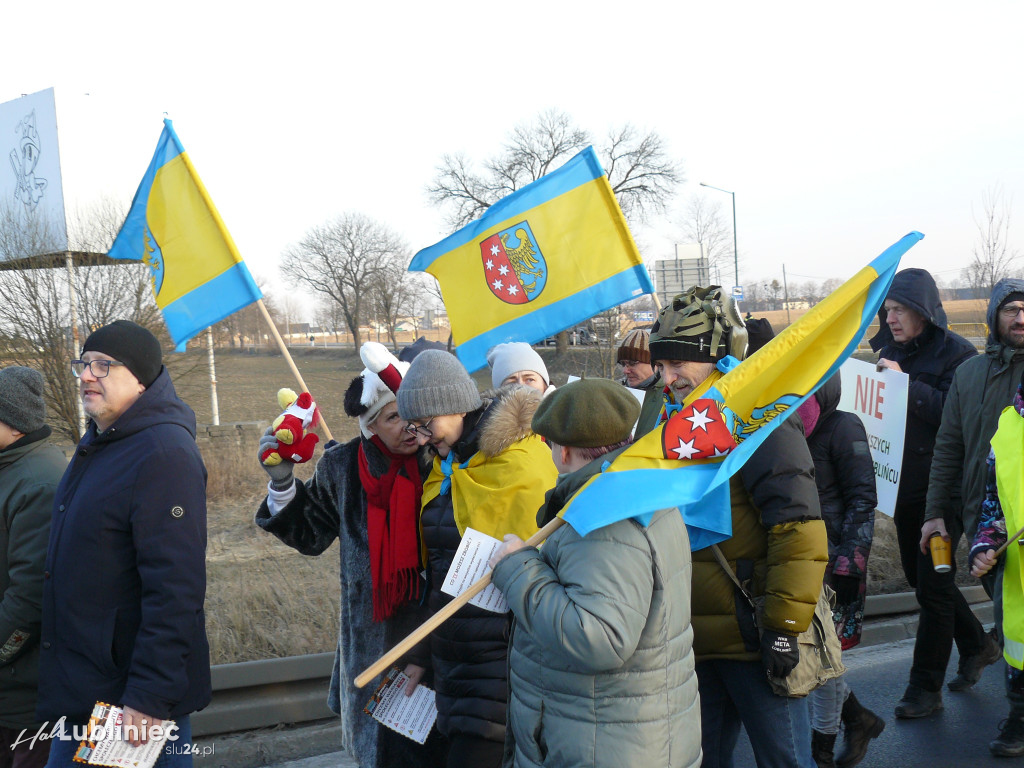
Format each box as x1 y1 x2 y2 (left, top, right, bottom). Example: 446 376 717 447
488 378 701 768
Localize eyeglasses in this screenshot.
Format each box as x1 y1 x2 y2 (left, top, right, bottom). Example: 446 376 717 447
71 359 126 379
620 360 644 368
403 418 434 438
999 304 1024 319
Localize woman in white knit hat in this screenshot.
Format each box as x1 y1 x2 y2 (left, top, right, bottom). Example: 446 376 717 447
486 341 554 395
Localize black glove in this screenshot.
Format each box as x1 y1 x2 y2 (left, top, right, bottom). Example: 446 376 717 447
258 427 296 490
831 575 860 606
761 629 800 679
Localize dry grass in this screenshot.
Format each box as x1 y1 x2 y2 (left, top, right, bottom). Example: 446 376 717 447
182 346 622 664
201 437 336 665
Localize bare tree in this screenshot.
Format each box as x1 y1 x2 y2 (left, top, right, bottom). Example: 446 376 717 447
0 201 168 441
962 185 1020 299
371 257 418 351
801 280 823 307
314 297 345 344
743 282 765 312
67 197 161 332
428 109 683 352
602 124 682 225
213 281 279 349
676 195 732 279
281 213 409 350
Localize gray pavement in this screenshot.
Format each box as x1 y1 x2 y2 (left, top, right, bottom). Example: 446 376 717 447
253 608 1001 768
733 634 1011 767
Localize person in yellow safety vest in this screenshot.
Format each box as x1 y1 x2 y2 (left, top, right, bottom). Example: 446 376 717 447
969 367 1024 758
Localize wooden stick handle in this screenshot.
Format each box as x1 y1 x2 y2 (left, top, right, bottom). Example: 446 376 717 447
992 522 1024 559
354 516 566 689
256 298 334 442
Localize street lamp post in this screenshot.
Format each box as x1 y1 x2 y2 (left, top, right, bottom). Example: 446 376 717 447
699 182 738 290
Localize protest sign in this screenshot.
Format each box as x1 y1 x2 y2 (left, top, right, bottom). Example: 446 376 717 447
839 358 908 517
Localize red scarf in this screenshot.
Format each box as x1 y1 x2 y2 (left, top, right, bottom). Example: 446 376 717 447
358 436 424 622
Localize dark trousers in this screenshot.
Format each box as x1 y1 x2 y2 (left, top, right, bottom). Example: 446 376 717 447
446 734 504 768
894 501 987 692
0 725 51 768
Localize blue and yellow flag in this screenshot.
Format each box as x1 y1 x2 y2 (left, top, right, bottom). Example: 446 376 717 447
108 119 262 351
409 147 652 372
560 232 924 550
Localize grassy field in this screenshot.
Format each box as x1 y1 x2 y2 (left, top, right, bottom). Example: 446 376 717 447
134 343 978 662
176 345 624 664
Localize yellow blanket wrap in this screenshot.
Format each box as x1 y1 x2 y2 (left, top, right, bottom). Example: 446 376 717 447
421 434 557 540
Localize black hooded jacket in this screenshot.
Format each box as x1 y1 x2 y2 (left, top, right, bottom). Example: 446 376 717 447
804 375 877 578
869 269 977 506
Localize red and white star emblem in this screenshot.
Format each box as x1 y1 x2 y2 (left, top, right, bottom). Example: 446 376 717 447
661 398 736 461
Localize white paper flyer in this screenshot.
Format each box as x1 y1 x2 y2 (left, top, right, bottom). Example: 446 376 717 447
72 702 175 768
441 527 508 613
363 667 437 744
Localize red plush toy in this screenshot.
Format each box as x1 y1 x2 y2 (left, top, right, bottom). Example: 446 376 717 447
260 388 320 466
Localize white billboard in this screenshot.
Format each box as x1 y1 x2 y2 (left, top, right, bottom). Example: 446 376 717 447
0 87 68 256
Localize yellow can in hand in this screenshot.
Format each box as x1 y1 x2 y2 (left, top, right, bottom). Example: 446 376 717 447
929 532 952 573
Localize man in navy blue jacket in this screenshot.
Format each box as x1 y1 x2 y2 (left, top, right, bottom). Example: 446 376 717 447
37 321 210 767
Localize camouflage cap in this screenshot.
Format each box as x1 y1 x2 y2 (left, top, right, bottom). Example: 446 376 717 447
649 286 748 364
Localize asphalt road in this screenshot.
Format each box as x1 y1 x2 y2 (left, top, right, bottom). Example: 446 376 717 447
733 636 1011 768
267 625 1005 768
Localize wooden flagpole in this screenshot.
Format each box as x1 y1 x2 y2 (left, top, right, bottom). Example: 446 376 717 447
255 298 334 442
992 523 1024 559
354 516 566 689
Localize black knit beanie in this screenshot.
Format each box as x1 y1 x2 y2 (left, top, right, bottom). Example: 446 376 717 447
82 320 163 388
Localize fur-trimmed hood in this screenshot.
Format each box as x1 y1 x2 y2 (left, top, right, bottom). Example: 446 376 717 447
454 384 544 460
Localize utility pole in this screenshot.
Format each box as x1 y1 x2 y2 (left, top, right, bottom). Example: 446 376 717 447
783 264 792 326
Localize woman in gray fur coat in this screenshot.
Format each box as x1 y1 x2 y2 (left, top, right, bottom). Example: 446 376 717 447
255 342 447 768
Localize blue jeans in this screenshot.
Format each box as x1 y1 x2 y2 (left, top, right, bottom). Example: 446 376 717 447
697 659 815 768
44 716 192 768
809 675 849 735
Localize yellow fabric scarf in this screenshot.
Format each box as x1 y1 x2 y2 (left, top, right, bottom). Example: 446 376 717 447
421 434 557 540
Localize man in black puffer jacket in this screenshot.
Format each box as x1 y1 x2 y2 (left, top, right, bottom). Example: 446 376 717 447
869 269 993 719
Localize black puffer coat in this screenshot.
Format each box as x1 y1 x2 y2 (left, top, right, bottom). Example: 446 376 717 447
418 387 554 744
869 268 977 505
803 374 877 648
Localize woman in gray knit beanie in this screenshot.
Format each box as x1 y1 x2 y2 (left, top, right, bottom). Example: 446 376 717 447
396 350 482 458
395 348 557 766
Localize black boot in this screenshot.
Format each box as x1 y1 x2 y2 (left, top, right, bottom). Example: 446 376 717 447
949 628 1002 691
894 684 943 718
990 715 1024 757
812 730 837 768
836 691 885 768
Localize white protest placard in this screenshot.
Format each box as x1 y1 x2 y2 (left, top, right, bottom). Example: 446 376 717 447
441 527 508 613
363 667 437 744
838 358 909 517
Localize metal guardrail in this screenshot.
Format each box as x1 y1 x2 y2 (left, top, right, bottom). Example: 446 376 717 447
193 652 334 737
192 587 992 738
864 584 987 617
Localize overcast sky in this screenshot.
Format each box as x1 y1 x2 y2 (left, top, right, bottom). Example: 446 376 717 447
5 1 1023 305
